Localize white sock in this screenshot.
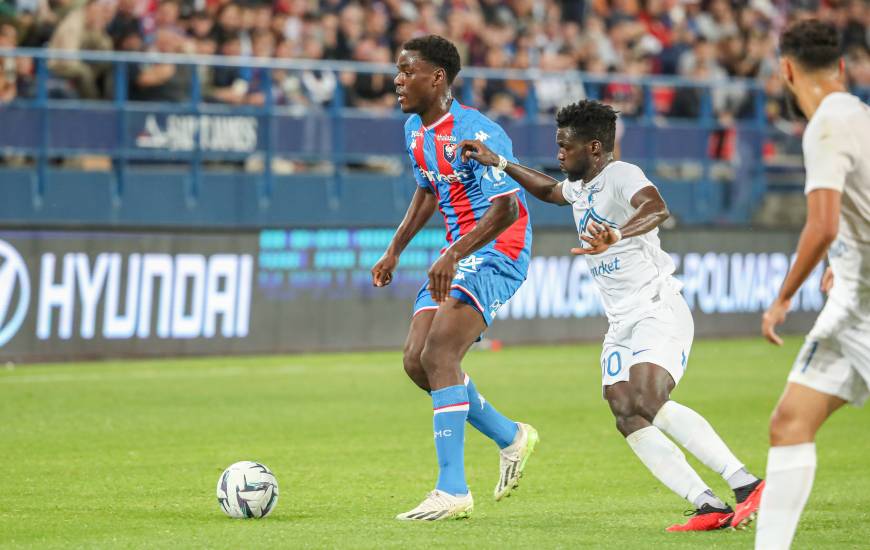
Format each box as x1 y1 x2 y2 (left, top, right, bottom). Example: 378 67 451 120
626 426 710 505
653 400 751 483
755 443 816 550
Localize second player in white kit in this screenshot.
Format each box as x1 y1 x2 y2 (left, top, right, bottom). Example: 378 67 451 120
459 99 765 532
757 19 870 550
560 161 692 390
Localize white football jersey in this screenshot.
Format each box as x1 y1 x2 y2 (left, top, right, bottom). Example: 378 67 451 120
803 92 870 310
560 161 679 322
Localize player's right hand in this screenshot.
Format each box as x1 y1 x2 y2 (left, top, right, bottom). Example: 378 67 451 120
371 253 398 287
761 297 791 346
458 139 498 166
820 266 834 294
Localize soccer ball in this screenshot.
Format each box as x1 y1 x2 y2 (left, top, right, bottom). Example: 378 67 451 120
216 461 279 519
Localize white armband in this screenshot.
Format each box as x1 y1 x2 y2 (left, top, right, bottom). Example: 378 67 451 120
497 155 508 171
611 227 622 243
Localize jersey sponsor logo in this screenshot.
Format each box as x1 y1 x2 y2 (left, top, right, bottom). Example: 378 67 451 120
0 240 31 348
443 143 457 163
435 134 456 142
589 257 621 278
418 167 463 184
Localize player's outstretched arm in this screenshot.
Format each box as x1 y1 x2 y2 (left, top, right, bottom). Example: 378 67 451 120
762 188 841 345
371 187 437 287
458 139 568 205
427 195 519 302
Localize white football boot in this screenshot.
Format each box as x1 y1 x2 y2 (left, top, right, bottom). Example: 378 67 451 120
395 490 474 521
494 423 539 501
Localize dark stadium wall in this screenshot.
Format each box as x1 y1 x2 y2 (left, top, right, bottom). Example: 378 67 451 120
0 228 822 362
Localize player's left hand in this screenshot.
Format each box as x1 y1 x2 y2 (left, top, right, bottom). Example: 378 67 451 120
762 297 791 346
571 221 620 255
428 251 458 303
458 139 498 166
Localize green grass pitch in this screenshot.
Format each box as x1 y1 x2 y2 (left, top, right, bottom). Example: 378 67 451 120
2 337 868 549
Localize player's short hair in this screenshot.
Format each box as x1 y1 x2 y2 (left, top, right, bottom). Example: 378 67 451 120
556 100 618 152
779 19 841 70
402 35 461 84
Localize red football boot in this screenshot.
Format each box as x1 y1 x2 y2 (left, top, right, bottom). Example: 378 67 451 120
731 480 765 529
666 503 734 532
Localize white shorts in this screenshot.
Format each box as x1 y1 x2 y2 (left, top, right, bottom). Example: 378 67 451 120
788 300 870 406
600 289 694 392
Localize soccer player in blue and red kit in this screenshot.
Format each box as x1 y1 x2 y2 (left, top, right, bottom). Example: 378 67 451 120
371 35 538 521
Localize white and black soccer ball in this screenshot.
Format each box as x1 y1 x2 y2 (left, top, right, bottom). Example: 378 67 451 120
216 461 279 519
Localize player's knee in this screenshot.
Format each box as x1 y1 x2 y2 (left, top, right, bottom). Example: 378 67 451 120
614 414 645 437
607 393 636 425
402 344 424 376
633 392 668 422
769 405 815 446
402 347 429 390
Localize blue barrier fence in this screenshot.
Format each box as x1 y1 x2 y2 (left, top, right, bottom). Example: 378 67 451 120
0 48 808 227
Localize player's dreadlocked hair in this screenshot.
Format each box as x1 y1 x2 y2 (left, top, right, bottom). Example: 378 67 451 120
402 35 461 84
556 100 618 152
780 19 841 70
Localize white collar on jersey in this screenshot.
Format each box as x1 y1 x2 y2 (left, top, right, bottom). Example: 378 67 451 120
420 110 454 132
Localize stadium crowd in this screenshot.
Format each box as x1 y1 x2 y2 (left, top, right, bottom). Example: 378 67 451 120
0 0 867 120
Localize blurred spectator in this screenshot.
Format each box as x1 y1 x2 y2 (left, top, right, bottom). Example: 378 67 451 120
604 54 649 118
213 3 240 45
209 33 249 104
0 22 19 102
245 29 275 105
107 0 142 50
536 51 586 114
0 0 861 123
188 9 214 41
846 45 870 88
297 37 336 106
343 38 394 110
47 0 114 99
129 27 190 101
678 38 726 80
142 0 181 44
333 2 363 60
669 63 709 119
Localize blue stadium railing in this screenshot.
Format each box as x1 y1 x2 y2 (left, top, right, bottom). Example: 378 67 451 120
0 48 822 227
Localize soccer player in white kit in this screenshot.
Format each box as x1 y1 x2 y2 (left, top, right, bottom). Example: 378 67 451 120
757 19 870 550
458 99 764 531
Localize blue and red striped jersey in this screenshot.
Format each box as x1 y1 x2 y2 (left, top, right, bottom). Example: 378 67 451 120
403 100 532 269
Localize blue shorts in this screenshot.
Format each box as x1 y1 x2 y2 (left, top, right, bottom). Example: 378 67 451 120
413 252 526 327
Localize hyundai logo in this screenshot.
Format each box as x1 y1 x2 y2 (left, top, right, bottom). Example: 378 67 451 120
0 239 29 347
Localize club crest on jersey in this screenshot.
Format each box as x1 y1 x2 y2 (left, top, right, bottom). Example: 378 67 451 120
443 143 457 163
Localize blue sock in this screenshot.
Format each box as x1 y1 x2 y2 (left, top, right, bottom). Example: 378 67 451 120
431 385 469 496
464 374 518 449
